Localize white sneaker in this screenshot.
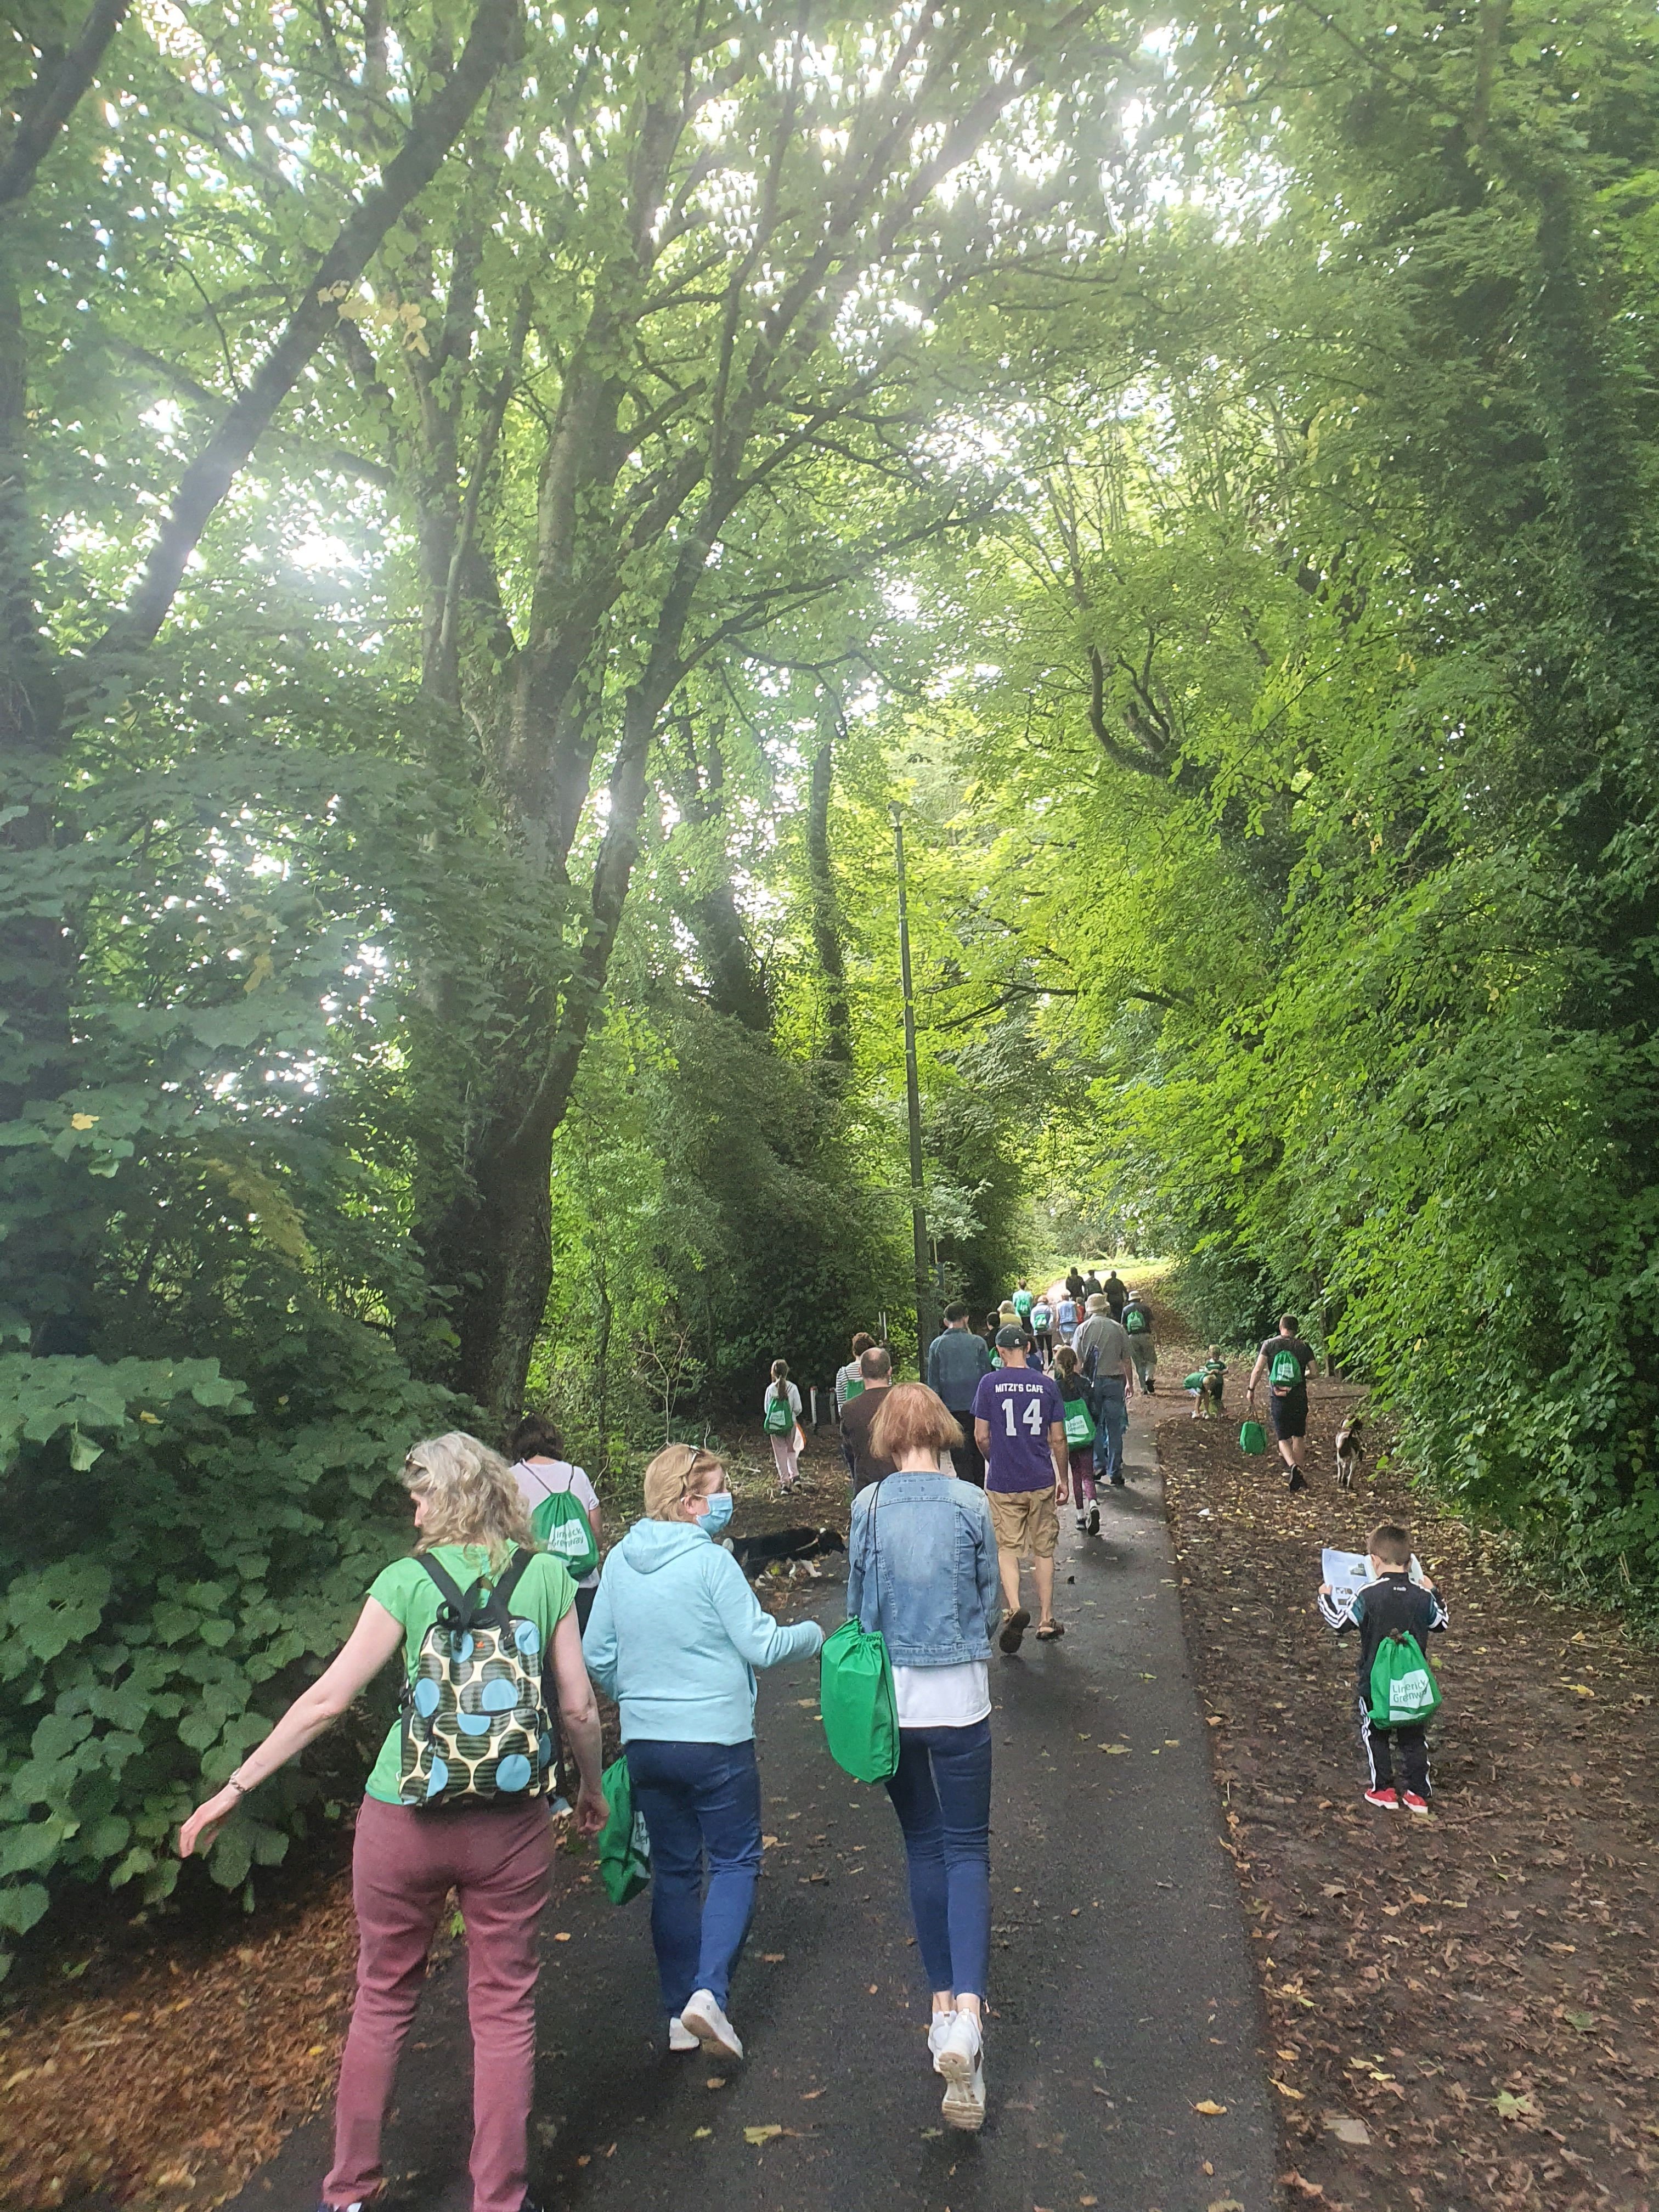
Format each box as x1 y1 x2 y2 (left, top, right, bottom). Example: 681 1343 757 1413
681 1988 744 2061
668 2016 698 2052
936 2010 985 2131
927 2011 955 2074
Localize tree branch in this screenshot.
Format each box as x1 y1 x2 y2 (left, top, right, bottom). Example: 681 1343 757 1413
88 0 521 665
0 0 131 209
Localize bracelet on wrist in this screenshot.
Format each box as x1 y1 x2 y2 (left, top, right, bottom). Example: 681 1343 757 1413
226 1773 249 1799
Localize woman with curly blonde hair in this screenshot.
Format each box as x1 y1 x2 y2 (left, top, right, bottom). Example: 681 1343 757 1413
180 1433 606 2212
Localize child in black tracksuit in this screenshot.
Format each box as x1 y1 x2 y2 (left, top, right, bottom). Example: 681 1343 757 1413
1318 1520 1448 1813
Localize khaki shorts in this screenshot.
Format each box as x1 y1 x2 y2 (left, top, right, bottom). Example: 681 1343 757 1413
988 1485 1059 1559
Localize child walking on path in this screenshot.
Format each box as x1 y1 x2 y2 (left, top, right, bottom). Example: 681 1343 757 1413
1052 1346 1099 1535
1319 1521 1448 1813
762 1360 803 1492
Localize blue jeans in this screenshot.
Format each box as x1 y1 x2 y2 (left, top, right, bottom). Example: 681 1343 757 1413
883 1717 992 2001
625 1739 762 2015
1092 1377 1127 1479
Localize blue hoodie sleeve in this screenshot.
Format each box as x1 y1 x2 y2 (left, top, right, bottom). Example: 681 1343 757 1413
704 1546 825 1667
580 1569 619 1697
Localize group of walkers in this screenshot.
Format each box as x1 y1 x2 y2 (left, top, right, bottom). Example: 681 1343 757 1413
173 1367 1035 2212
168 1267 1193 2212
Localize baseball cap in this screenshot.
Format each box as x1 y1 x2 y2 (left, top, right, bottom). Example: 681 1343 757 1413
994 1324 1025 1348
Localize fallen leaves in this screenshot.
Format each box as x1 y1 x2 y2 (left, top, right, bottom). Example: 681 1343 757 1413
743 2123 795 2147
1193 2098 1228 2115
1493 2090 1538 2122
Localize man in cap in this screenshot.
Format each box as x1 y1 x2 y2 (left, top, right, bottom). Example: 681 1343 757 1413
972 1326 1069 1652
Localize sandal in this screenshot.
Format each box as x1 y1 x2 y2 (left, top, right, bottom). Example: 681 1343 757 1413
1035 1621 1064 1640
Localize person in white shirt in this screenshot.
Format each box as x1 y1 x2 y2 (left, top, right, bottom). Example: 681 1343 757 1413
762 1359 804 1492
844 1383 1000 2135
508 1414 602 1628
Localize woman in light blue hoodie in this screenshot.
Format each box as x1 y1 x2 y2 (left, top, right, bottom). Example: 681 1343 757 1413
582 1442 823 2063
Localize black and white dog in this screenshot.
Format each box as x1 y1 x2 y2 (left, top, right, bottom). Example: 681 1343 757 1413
725 1526 847 1575
1334 1414 1365 1492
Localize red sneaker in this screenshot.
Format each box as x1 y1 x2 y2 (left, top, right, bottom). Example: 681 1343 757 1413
1401 1791 1431 1815
1364 1786 1399 1810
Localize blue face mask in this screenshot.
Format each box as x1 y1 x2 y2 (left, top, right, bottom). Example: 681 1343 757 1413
697 1490 733 1535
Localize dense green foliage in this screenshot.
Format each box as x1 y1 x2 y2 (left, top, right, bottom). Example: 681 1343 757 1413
5 0 1659 1957
0 0 1121 1952
922 3 1659 1602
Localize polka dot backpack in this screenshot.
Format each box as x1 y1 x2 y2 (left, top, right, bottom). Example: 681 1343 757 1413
397 1552 554 1806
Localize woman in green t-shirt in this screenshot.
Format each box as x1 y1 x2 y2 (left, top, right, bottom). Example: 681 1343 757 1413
179 1434 606 2212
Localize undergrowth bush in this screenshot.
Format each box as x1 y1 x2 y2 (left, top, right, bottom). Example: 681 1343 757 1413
0 1318 459 1972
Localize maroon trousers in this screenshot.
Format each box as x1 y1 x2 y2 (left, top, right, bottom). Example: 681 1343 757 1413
324 1796 554 2212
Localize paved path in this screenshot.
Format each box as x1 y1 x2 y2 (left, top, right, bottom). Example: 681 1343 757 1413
234 1425 1279 2212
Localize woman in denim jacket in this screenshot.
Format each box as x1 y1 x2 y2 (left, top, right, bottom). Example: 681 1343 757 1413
845 1383 1001 2132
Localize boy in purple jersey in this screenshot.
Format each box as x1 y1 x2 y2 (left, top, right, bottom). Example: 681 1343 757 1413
972 1329 1069 1652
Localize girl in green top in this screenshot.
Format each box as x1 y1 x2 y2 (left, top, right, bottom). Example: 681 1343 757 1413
179 1434 605 2212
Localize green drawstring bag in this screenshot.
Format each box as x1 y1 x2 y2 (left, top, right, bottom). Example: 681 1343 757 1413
819 1618 899 1783
1063 1399 1096 1446
1239 1419 1268 1455
595 1752 651 1905
1367 1630 1442 1727
820 1485 899 1784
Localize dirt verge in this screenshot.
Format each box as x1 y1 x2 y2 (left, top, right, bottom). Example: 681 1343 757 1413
1151 1351 1659 2212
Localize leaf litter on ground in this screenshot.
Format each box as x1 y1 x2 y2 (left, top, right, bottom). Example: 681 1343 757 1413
1153 1334 1659 2212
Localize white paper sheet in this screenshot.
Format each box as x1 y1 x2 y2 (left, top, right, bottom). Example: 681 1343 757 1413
1322 1545 1426 1612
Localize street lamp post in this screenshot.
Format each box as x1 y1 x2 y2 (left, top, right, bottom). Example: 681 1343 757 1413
891 807 936 1367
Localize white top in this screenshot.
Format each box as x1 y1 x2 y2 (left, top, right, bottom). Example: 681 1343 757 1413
511 1457 600 1589
834 1359 864 1412
892 1660 991 1730
764 1380 803 1420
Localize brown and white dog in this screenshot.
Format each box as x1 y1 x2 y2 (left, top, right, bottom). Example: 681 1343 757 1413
1334 1414 1365 1492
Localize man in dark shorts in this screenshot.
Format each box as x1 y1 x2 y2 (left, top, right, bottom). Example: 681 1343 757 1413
1246 1314 1318 1491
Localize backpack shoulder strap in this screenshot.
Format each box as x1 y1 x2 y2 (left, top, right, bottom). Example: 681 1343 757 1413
492 1547 535 1613
418 1554 482 1629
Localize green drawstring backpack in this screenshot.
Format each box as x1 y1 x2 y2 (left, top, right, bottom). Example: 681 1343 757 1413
595 1752 652 1904
528 1489 599 1578
1063 1397 1096 1447
1367 1630 1442 1728
762 1389 795 1436
1239 1419 1268 1455
819 1490 900 1784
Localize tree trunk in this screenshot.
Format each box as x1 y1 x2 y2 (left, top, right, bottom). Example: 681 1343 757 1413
431 1130 554 1429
